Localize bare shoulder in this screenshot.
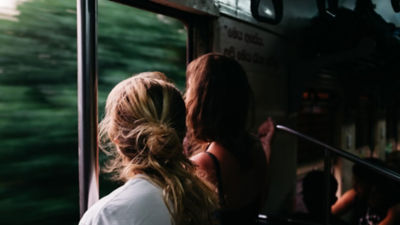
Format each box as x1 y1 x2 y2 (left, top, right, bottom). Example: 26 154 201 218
191 152 213 170
190 152 216 182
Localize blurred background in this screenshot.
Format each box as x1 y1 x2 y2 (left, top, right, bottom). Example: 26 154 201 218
0 0 187 224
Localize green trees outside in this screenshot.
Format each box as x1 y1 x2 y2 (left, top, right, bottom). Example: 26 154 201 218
0 0 186 224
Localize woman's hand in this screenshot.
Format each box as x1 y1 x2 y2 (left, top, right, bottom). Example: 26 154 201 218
257 117 274 163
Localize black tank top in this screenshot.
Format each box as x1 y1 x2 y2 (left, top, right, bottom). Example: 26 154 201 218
206 152 259 225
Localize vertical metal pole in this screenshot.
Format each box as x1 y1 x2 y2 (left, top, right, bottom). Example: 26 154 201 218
77 0 99 217
324 149 331 225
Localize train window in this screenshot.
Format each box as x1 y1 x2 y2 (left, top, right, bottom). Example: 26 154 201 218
97 1 187 195
0 0 186 224
97 1 187 93
0 0 79 224
250 0 283 24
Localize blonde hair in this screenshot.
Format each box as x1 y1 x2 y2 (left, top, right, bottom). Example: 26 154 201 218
99 72 218 225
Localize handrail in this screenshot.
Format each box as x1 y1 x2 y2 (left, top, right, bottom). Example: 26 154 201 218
276 124 400 183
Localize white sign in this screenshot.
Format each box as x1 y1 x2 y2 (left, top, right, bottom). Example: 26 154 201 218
213 16 282 75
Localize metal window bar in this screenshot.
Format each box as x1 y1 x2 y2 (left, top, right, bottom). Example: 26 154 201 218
276 125 400 183
77 0 99 217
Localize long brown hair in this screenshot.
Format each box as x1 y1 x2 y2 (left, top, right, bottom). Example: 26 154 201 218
99 72 217 225
185 53 255 167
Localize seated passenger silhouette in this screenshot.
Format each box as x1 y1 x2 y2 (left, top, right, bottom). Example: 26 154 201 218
294 170 347 225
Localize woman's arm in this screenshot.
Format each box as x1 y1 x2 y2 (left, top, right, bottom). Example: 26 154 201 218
378 203 400 225
331 188 357 215
256 117 274 206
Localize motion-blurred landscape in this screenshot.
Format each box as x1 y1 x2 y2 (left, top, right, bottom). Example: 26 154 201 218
0 0 186 224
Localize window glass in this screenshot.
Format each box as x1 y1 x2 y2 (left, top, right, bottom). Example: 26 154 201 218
97 1 187 195
0 0 78 224
0 0 187 224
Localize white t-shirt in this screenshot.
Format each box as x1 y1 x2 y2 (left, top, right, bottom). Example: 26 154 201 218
79 176 172 225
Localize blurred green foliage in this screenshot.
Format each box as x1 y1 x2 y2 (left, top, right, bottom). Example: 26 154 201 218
0 0 186 224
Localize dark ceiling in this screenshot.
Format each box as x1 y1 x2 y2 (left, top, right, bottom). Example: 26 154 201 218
296 0 400 110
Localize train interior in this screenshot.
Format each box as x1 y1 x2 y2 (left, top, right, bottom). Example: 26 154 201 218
1 0 400 224
96 0 400 224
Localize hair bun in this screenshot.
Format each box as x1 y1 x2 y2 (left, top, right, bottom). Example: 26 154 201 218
145 123 181 161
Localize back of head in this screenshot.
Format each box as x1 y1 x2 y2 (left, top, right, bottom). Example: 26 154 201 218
99 72 217 225
185 53 254 161
100 72 186 172
302 170 338 215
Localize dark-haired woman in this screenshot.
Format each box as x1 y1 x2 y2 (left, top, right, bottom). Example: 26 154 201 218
184 53 275 225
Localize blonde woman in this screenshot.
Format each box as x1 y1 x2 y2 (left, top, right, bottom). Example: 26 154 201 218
79 72 217 225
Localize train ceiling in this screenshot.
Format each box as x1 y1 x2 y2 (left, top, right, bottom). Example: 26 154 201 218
296 0 400 109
